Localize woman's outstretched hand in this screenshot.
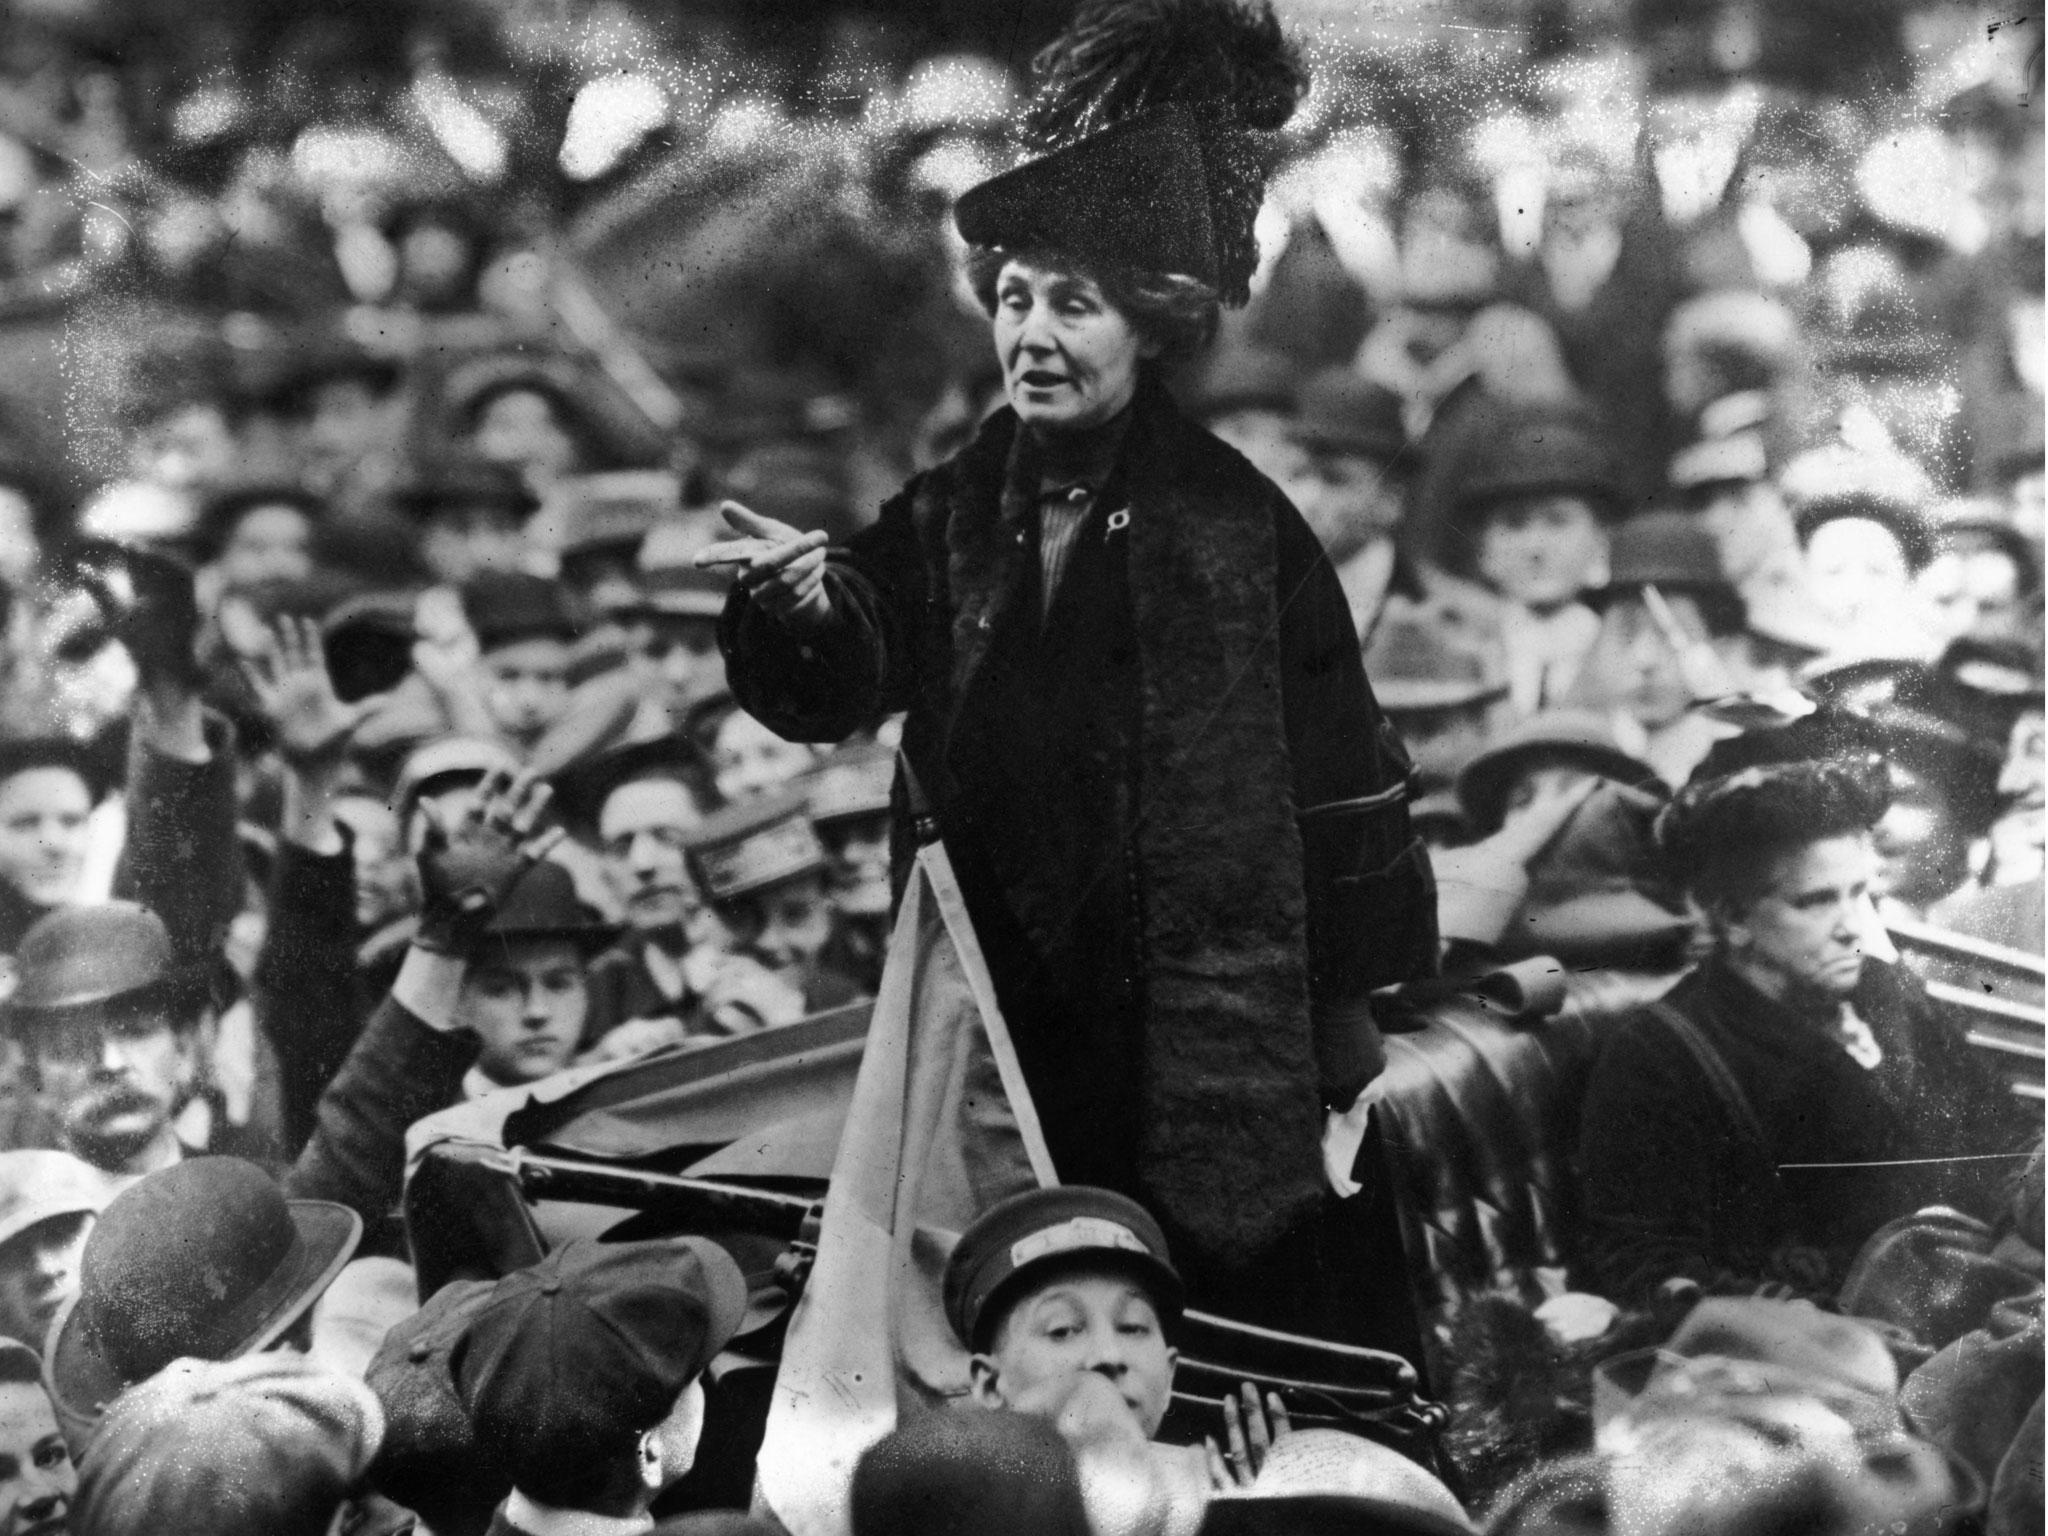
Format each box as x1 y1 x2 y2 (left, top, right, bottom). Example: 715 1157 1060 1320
694 501 833 631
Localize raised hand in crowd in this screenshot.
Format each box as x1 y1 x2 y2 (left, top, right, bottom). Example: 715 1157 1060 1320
79 544 209 760
243 617 366 853
694 501 832 631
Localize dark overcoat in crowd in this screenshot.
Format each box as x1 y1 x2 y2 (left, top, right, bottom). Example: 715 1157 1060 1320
722 372 1437 1283
1578 953 2033 1306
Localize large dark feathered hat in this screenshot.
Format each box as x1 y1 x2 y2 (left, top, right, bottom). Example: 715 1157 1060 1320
954 0 1306 306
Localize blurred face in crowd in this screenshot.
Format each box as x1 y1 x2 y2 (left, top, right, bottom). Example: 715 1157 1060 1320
1207 408 1308 490
821 814 892 919
1498 757 1608 829
1476 496 1608 613
217 502 314 593
1874 765 1971 911
1804 517 1912 636
333 796 416 930
971 1267 1178 1440
129 402 235 490
1722 832 1878 1005
0 1213 91 1352
471 388 582 489
304 378 400 467
645 616 727 716
28 1003 198 1170
0 490 39 591
1578 594 1713 731
0 1378 73 1536
1918 544 2025 645
481 637 571 750
421 504 527 585
460 937 587 1088
1295 449 1406 562
712 712 814 804
992 260 1153 435
728 873 835 975
600 777 702 935
1990 708 2046 885
0 768 92 912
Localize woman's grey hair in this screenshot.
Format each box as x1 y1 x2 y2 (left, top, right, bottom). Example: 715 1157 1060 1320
964 246 1220 367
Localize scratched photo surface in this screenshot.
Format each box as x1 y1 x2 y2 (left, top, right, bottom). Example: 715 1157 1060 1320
0 1 2037 1532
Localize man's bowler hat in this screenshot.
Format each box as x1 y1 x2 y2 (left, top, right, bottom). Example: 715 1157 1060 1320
45 1158 361 1452
4 903 202 1020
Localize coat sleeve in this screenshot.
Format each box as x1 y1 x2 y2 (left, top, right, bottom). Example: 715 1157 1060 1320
113 710 242 966
1576 1013 1806 1304
1272 498 1438 1107
283 990 477 1235
257 838 369 1155
719 483 933 743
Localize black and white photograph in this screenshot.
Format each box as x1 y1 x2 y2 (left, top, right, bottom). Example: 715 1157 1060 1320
0 0 2037 1529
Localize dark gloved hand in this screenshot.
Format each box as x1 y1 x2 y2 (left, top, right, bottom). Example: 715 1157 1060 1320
414 769 561 956
76 543 205 693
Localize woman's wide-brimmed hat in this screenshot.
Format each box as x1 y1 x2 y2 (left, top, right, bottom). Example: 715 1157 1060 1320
952 0 1306 307
45 1157 361 1455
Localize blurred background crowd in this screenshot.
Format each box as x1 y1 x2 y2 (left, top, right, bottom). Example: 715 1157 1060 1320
0 0 2034 1532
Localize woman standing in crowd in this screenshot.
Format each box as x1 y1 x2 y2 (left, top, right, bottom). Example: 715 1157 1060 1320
704 0 1437 1341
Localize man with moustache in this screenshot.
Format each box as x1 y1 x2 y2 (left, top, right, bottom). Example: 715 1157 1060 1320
1578 758 2030 1306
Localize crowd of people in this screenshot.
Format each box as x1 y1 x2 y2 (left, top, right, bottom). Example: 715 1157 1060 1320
0 0 2039 1530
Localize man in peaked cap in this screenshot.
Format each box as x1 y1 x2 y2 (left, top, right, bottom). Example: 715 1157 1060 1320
452 1237 746 1534
800 741 896 991
683 791 867 1032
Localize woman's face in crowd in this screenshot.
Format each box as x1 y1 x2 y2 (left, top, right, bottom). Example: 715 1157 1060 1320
219 503 314 592
1579 595 1709 730
1874 766 1971 911
1725 832 1878 1004
0 1213 90 1353
992 260 1152 434
713 712 814 804
1917 545 2024 645
461 937 588 1087
472 389 582 487
1476 496 1608 612
0 1379 73 1536
1804 517 1911 634
482 637 571 748
0 768 92 911
970 1271 1177 1440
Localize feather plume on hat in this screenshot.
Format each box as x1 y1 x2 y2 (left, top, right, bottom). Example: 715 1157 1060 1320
967 0 1306 306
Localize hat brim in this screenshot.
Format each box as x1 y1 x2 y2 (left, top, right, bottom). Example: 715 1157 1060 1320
1376 679 1509 712
471 922 624 958
4 961 216 1023
969 1247 1186 1354
1457 744 1665 831
0 1198 102 1252
46 1198 361 1444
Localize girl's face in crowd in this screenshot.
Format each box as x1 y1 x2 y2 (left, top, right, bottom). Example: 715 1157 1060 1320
461 937 588 1087
219 504 314 592
1804 517 1911 634
472 389 582 487
0 768 92 911
732 874 836 974
1476 496 1608 612
712 711 814 804
970 1271 1178 1440
0 1378 73 1536
992 260 1153 435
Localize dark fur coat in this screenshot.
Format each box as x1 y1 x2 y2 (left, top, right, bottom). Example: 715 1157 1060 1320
723 374 1434 1265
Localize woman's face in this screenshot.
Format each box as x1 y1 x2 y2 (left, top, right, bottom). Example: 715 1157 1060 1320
219 504 314 592
991 259 1152 434
1476 495 1608 612
1804 517 1910 634
472 389 582 486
